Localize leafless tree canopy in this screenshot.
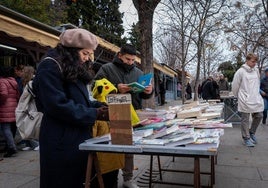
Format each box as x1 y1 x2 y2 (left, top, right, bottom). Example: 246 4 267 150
153 0 267 101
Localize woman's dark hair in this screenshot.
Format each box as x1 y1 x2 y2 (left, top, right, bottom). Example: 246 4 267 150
51 44 93 83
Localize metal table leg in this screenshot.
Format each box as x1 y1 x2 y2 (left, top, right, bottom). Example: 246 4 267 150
149 155 153 188
85 154 93 188
194 156 201 188
84 153 104 188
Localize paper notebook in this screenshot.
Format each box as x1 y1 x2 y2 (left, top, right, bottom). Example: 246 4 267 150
128 73 153 93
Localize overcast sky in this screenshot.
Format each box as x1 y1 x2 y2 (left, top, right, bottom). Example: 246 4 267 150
119 1 138 37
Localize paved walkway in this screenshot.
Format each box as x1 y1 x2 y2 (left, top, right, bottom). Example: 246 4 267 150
1 100 268 187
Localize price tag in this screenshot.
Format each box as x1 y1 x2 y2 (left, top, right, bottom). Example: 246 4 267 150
106 94 132 104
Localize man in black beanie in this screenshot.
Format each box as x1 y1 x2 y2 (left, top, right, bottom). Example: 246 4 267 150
94 44 153 188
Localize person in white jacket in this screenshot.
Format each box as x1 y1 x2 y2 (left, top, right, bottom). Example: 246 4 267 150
232 53 264 147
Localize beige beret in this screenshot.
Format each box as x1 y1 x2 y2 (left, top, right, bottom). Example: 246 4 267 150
59 28 98 50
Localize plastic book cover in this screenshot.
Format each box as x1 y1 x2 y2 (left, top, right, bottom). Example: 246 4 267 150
185 142 220 150
165 137 195 147
134 122 166 131
128 73 153 93
194 136 220 144
194 128 224 139
148 124 179 139
135 138 168 145
133 128 154 138
160 128 194 140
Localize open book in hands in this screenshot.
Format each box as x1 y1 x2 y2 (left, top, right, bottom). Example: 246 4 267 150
128 73 153 93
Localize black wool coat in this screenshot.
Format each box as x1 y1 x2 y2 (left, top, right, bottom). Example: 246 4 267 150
33 57 103 188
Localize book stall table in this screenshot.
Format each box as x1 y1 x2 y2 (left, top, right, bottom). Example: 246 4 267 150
79 101 230 188
79 136 218 188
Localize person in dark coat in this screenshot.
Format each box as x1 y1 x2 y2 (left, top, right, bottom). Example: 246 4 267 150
201 76 219 100
198 84 202 98
14 65 24 96
94 44 153 188
32 28 109 188
186 82 192 99
260 68 268 124
159 79 166 105
212 79 220 99
218 74 229 91
94 44 153 110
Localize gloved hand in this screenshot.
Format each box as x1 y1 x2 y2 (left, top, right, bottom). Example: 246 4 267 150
96 106 109 121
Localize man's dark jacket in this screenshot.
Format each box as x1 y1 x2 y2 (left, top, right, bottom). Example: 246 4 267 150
261 77 268 99
201 79 219 100
94 56 152 110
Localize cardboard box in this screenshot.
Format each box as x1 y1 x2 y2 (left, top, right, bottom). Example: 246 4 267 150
107 94 132 145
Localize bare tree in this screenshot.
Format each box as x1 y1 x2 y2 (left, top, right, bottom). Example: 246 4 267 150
262 0 268 22
223 0 268 71
155 0 198 103
155 0 226 101
155 32 181 69
189 0 226 100
201 37 225 78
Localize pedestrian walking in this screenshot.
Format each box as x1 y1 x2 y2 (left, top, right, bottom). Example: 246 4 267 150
232 53 263 147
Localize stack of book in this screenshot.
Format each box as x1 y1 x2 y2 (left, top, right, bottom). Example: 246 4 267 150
131 102 229 149
136 109 167 121
134 126 196 146
185 128 224 150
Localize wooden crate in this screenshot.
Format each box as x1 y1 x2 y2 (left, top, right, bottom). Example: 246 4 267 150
107 94 132 145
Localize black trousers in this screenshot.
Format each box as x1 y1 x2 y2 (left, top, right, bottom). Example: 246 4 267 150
263 110 267 123
160 93 165 105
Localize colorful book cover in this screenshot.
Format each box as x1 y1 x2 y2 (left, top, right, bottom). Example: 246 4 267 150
128 73 153 93
127 82 146 93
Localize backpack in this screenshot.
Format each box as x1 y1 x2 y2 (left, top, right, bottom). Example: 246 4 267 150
15 57 62 139
15 80 42 139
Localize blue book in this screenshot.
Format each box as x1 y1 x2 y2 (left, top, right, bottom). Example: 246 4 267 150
128 73 153 93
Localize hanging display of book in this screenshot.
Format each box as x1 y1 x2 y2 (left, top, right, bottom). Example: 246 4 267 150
127 73 153 93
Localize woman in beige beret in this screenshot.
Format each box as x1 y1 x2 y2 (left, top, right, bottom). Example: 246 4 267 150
32 28 109 188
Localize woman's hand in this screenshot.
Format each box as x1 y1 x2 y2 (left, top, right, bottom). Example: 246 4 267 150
96 106 109 121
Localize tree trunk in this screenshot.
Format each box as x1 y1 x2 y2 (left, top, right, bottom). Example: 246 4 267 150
133 0 160 108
